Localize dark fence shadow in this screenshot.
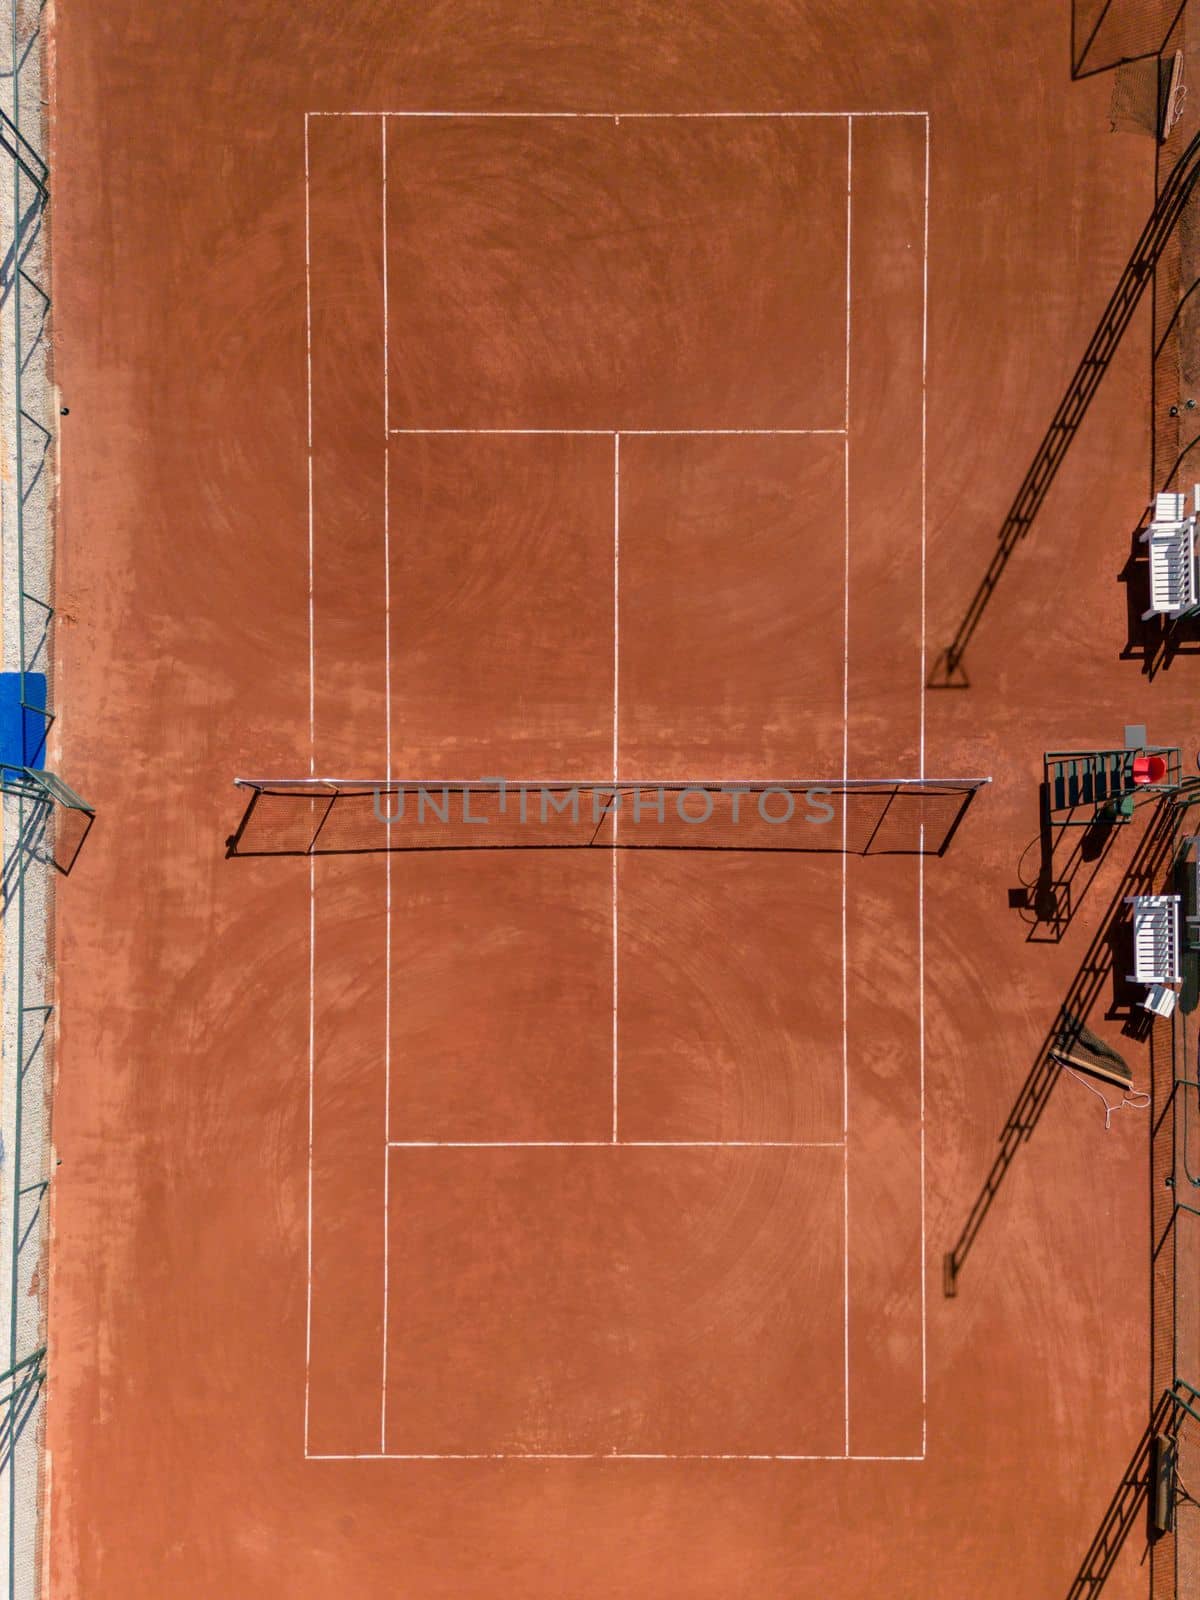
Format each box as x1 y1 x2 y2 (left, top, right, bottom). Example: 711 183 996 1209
0 195 44 314
1072 0 1188 80
226 780 986 859
0 1369 42 1479
945 798 1175 1293
1062 1390 1175 1597
0 798 48 912
0 89 49 313
929 123 1200 688
0 794 92 901
1013 783 1122 942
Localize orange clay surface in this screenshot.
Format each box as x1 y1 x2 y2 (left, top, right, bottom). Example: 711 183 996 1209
44 3 1198 1595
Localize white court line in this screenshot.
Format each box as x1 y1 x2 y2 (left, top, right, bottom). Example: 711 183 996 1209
382 115 391 444
387 427 846 437
928 116 934 1465
918 835 927 1453
844 117 852 431
612 434 620 1142
928 124 934 774
309 109 930 121
387 1140 844 1149
305 1451 925 1461
840 442 851 1461
305 862 315 1454
304 116 316 763
242 773 988 788
379 113 393 1457
840 115 853 1460
302 111 315 1457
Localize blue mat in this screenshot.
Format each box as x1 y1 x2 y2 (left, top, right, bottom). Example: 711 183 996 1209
0 673 46 769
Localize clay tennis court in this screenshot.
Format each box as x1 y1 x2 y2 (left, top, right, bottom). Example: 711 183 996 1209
292 106 933 1465
41 1 1200 1596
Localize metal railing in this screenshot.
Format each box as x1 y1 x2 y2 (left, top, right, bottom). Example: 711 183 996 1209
1151 790 1200 1595
0 2 95 1593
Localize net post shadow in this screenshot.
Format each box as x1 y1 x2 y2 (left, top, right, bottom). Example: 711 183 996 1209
930 781 981 856
224 784 260 858
944 798 1176 1296
50 802 92 874
928 126 1200 690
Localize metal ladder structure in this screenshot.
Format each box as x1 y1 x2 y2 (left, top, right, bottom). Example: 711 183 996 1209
1044 745 1183 825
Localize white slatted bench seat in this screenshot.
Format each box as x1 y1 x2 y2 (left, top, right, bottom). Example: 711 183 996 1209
1155 491 1188 524
1142 489 1200 620
1126 894 1181 986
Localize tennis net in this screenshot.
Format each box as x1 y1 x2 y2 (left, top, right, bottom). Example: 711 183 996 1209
227 775 990 857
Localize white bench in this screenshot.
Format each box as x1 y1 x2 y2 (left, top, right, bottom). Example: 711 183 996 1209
1142 488 1200 619
1155 491 1188 524
1126 894 1181 985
